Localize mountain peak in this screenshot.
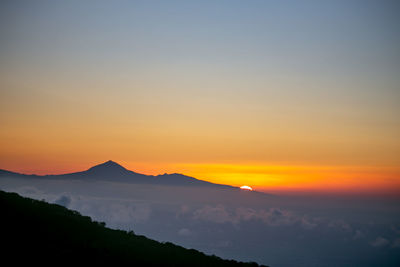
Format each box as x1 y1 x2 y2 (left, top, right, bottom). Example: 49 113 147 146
104 160 123 167
87 160 128 173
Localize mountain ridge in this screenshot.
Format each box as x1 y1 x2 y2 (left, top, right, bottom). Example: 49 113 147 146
0 160 238 189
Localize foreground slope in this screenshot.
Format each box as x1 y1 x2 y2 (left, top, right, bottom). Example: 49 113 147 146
0 190 266 267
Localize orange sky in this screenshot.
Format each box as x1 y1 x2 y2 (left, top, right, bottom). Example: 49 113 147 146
1 153 399 194
0 76 399 194
1 1 399 195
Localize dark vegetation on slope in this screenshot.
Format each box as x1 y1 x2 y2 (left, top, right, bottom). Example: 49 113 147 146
0 190 267 266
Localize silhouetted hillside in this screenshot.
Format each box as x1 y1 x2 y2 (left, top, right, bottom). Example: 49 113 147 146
0 190 267 267
0 160 238 189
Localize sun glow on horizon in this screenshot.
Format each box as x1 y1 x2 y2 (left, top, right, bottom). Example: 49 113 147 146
1 159 400 195
171 163 400 194
240 185 253 191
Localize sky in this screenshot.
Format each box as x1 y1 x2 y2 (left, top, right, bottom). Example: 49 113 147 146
1 0 399 194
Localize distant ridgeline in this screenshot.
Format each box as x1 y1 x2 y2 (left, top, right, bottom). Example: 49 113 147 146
0 190 267 267
0 160 238 189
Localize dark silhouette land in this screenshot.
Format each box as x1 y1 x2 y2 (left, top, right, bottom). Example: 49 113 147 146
0 190 266 266
0 160 237 189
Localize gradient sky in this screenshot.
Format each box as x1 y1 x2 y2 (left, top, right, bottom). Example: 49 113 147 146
1 0 399 194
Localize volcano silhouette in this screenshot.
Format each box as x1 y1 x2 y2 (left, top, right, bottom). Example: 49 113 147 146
0 160 236 189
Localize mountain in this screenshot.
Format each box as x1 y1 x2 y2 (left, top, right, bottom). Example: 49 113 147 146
0 160 237 189
0 190 266 266
87 160 136 175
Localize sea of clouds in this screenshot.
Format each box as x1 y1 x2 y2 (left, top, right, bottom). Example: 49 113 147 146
1 177 399 267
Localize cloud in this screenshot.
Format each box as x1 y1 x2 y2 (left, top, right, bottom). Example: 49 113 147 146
193 205 232 224
300 216 318 230
370 237 389 247
97 202 152 224
235 207 257 221
53 196 153 225
192 205 318 229
176 205 191 218
54 195 71 208
391 225 400 235
328 220 352 232
392 238 400 248
252 208 297 226
178 228 193 237
213 240 232 248
17 186 43 195
353 230 364 240
13 186 47 201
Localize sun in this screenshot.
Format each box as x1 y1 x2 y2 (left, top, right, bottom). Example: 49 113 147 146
240 185 253 191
